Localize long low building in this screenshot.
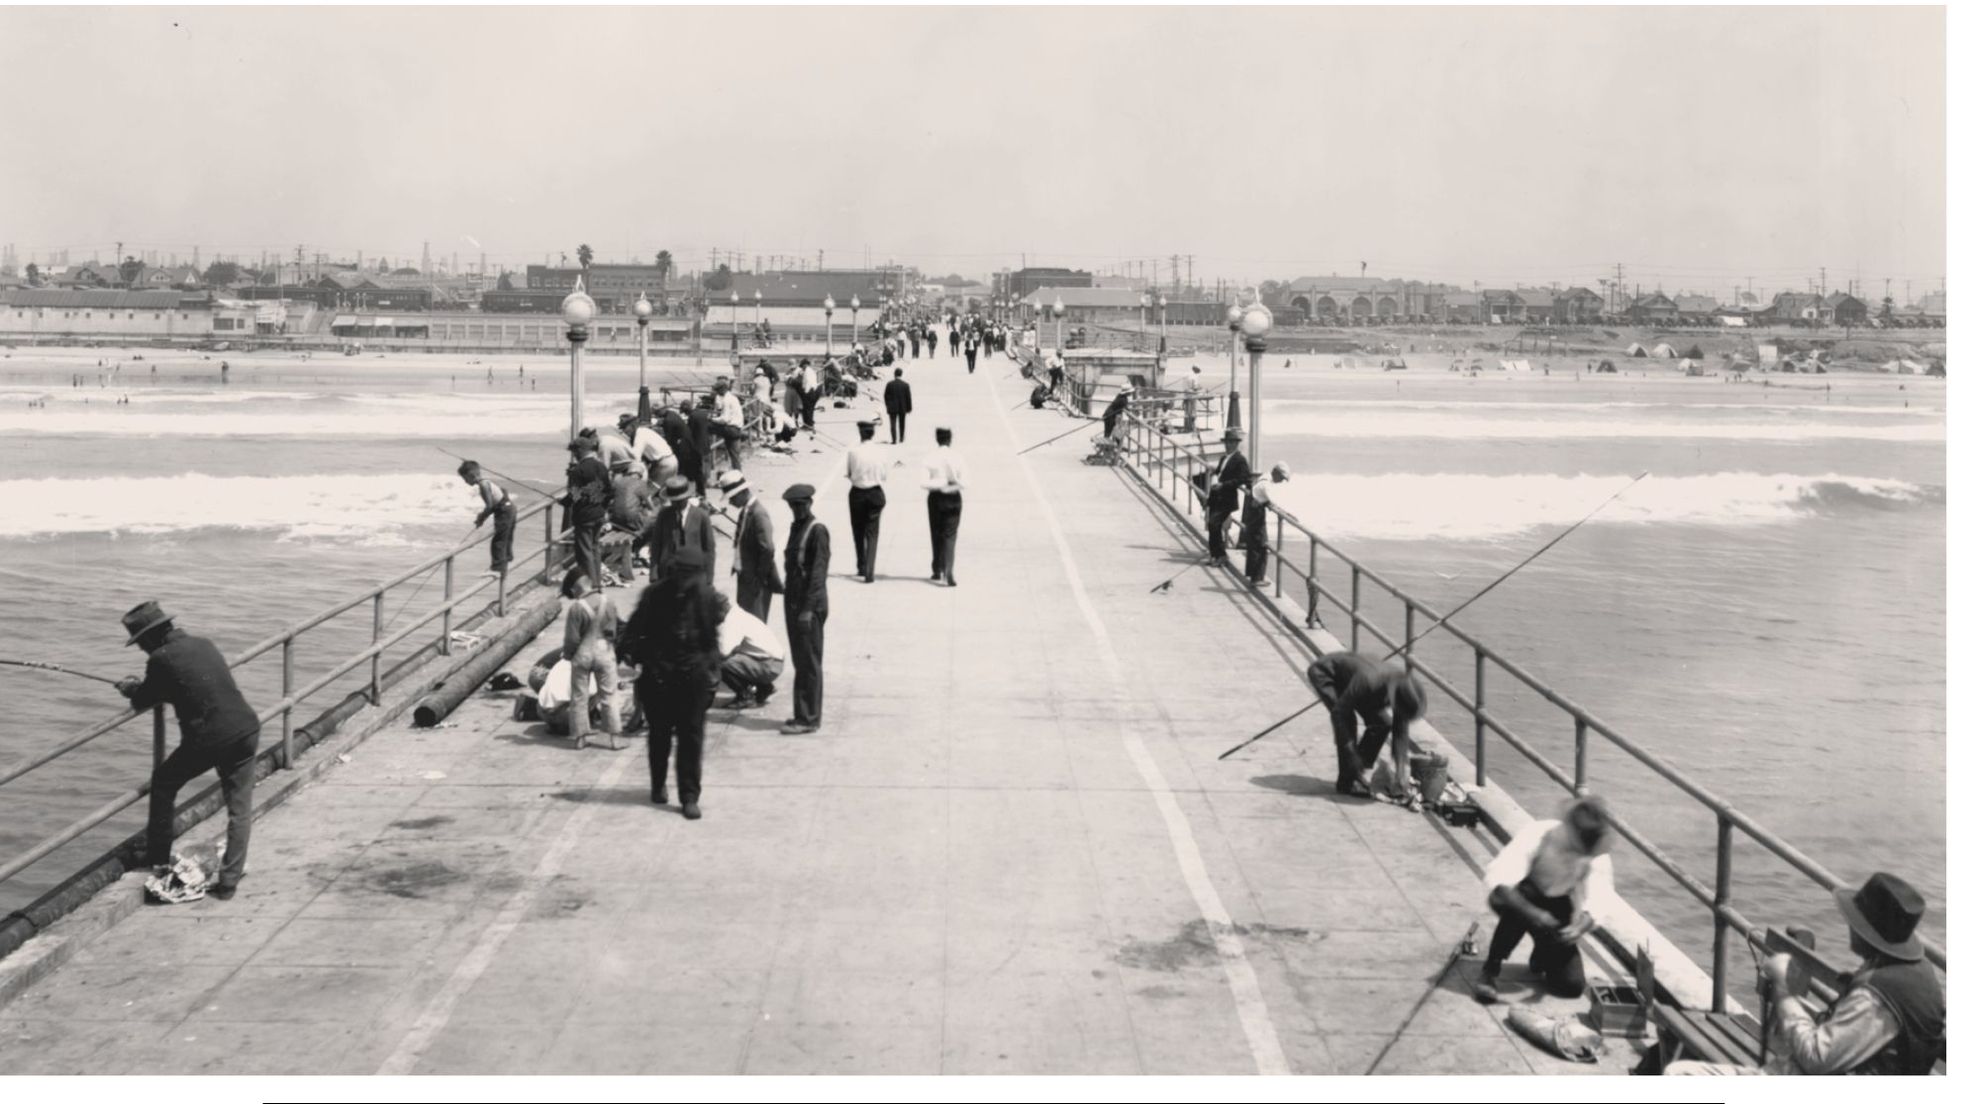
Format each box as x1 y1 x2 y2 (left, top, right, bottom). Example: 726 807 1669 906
0 289 299 341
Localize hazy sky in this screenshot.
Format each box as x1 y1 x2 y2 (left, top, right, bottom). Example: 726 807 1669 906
0 5 1946 295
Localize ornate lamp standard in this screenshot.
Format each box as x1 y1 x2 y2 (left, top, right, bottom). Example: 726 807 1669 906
561 277 596 442
753 288 763 329
850 294 861 348
1226 303 1244 430
728 289 740 361
1053 293 1067 353
1139 291 1151 340
823 294 836 358
633 291 654 422
1241 302 1273 468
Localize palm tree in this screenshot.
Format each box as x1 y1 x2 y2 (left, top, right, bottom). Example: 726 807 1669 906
654 250 673 283
576 243 593 270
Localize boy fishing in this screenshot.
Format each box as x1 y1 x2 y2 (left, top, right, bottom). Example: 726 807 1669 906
457 459 517 577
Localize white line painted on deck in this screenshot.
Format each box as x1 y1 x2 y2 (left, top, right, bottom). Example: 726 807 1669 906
982 362 1291 1075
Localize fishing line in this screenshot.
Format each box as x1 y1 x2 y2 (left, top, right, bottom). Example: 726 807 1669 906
0 659 122 685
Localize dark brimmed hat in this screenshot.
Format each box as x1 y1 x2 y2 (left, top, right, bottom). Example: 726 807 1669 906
661 475 693 501
1836 872 1927 963
567 436 597 453
121 600 172 646
856 419 877 431
782 483 815 502
1223 427 1244 442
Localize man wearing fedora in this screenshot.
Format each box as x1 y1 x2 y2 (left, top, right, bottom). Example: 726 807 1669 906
641 475 717 583
717 469 782 622
1667 871 1945 1075
780 483 830 734
116 602 262 900
1472 795 1615 1004
1195 428 1252 567
565 434 612 591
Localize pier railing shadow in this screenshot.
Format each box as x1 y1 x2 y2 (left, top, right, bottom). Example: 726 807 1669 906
1106 406 1946 1013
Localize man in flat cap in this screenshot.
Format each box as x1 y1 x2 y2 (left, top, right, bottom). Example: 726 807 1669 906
565 434 612 590
1241 461 1292 587
780 483 830 734
641 475 717 582
116 602 262 900
845 418 896 584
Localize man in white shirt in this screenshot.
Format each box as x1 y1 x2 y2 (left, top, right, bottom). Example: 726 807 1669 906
1473 795 1616 1004
624 413 677 486
597 421 642 481
920 426 966 587
716 596 786 708
845 419 897 583
1182 364 1203 431
1242 461 1291 586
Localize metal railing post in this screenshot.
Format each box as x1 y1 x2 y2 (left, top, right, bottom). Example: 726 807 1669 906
440 556 455 656
1272 514 1283 598
1574 716 1589 793
1350 565 1362 652
1474 651 1488 787
1306 538 1318 626
1403 600 1416 663
1713 818 1734 1011
370 593 383 704
541 501 555 586
152 705 165 769
280 637 294 769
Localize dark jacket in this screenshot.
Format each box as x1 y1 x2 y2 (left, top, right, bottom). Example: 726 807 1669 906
686 406 716 461
640 501 717 580
126 629 260 749
1198 449 1251 514
784 517 830 615
732 498 783 596
567 454 612 525
883 378 913 416
619 572 721 682
660 407 692 460
1850 960 1946 1075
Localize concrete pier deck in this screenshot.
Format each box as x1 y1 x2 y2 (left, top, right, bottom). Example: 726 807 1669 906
1 350 1639 1075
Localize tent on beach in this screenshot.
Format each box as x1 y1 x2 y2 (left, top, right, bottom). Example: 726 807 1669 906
1625 342 1647 357
1652 343 1679 359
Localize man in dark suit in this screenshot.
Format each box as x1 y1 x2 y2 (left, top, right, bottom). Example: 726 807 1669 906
641 475 717 581
658 396 696 493
685 394 718 493
717 469 782 621
883 367 913 444
566 435 612 589
780 483 830 734
1194 427 1251 566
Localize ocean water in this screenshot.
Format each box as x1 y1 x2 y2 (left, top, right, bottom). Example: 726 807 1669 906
0 348 1946 980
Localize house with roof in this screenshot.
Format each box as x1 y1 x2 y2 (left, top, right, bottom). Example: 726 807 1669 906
1554 287 1604 324
1626 292 1679 325
1822 291 1867 326
1439 292 1481 324
1516 289 1556 324
1673 294 1719 323
1479 289 1524 324
1769 291 1822 324
1018 286 1155 325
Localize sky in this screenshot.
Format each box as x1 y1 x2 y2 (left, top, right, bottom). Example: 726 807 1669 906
0 4 1946 297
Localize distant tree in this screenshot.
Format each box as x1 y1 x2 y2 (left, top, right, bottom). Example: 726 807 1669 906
23 262 38 286
497 271 514 291
392 267 420 276
203 260 242 287
703 263 733 293
1258 279 1286 311
577 243 593 270
654 250 673 282
119 256 144 285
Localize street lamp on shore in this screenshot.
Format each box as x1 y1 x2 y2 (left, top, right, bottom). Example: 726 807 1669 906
1053 294 1067 354
633 291 653 422
1241 302 1272 468
1226 302 1244 430
561 277 596 442
850 294 860 348
728 290 740 360
1139 292 1151 342
823 294 836 358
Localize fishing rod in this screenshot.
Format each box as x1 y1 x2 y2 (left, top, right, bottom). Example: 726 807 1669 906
1015 417 1101 455
0 659 122 686
1217 472 1651 761
1148 557 1214 594
381 525 484 635
1364 920 1482 1075
432 448 562 501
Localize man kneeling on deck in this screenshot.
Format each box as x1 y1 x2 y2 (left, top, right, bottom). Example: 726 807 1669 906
1472 795 1615 1004
1305 650 1425 801
715 592 785 709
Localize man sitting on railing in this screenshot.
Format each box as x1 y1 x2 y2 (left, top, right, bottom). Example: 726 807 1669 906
1472 795 1615 1005
1666 872 1945 1076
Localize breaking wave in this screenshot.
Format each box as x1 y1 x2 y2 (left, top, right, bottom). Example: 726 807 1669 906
1258 402 1944 442
1265 472 1943 542
0 473 484 540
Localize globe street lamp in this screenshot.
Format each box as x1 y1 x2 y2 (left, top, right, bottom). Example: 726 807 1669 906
1139 292 1151 340
850 293 861 348
728 289 740 361
1226 302 1244 430
561 276 596 443
823 294 836 359
1053 293 1066 354
753 288 763 329
633 291 654 422
1241 302 1273 468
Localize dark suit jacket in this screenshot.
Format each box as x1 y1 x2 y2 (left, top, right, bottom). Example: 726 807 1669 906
783 518 830 615
732 498 783 598
1198 449 1251 514
660 408 693 461
641 501 717 579
126 629 261 749
883 379 913 416
686 407 716 461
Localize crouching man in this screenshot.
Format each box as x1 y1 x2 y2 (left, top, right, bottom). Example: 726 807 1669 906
1473 795 1615 1004
715 593 785 709
1305 650 1426 800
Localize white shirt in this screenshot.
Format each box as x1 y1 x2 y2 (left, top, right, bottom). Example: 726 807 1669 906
632 425 673 465
799 367 819 392
1184 373 1203 393
715 392 744 426
717 605 786 663
535 659 594 711
920 446 967 494
1483 819 1614 913
846 441 894 489
1248 475 1273 508
597 432 638 475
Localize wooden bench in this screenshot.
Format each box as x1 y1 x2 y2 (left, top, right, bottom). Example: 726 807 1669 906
1636 944 1765 1068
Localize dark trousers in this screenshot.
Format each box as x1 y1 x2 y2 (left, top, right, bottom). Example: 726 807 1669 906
147 734 259 887
801 390 816 428
642 669 714 803
927 341 938 358
1243 508 1270 582
787 606 826 726
928 491 962 580
965 349 977 374
573 519 605 587
736 576 772 623
1206 509 1233 561
848 485 885 580
888 411 906 444
489 506 517 572
1308 678 1391 793
1482 880 1586 997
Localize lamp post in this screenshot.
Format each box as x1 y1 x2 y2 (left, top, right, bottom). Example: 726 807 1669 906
1241 302 1272 468
753 288 763 328
823 294 835 358
1226 303 1244 430
561 277 596 442
728 289 740 360
1156 293 1167 346
850 293 860 348
1139 291 1150 339
1053 293 1066 353
633 291 653 422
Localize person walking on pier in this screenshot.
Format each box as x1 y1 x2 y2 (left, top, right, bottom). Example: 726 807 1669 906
921 426 966 586
883 367 912 444
798 359 820 429
718 470 782 622
846 419 895 583
780 483 830 734
925 327 938 358
686 394 718 492
1198 428 1251 566
458 460 516 577
1182 365 1203 432
1472 796 1615 1005
566 435 612 592
116 602 261 901
1102 384 1133 442
717 594 785 709
1241 462 1291 586
622 546 720 819
644 476 717 581
1306 649 1426 800
559 569 622 750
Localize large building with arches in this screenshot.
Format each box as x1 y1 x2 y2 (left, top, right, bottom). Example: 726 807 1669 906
1281 276 1455 323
